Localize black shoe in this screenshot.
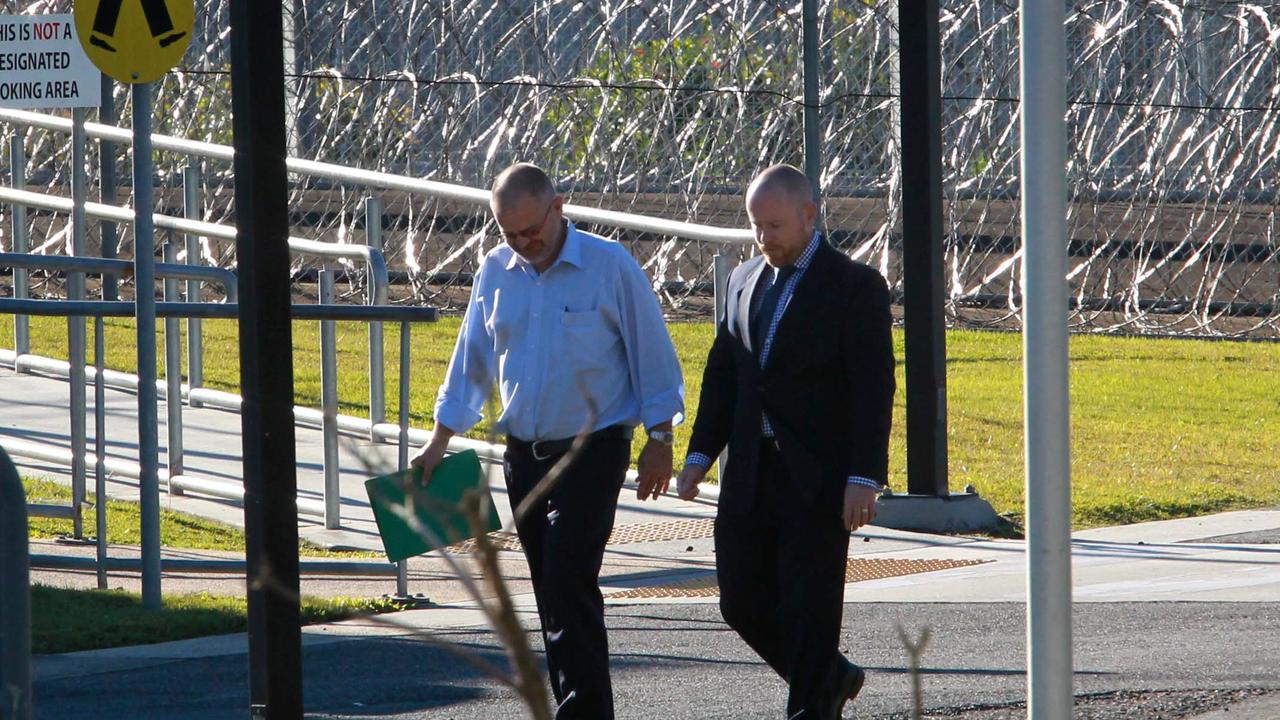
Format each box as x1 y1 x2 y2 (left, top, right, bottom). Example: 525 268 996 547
833 664 866 719
158 31 187 48
90 35 117 53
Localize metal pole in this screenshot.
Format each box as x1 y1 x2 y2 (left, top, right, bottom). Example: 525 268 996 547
231 0 305 711
9 135 29 358
70 108 89 538
320 268 340 529
0 448 32 720
366 196 386 433
94 316 108 590
131 82 163 610
396 321 410 596
898 0 950 497
164 235 185 493
183 164 204 407
801 0 823 214
100 73 120 301
1020 1 1074 718
712 253 730 477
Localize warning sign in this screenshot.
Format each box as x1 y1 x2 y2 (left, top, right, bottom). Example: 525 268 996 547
74 0 192 84
0 15 102 109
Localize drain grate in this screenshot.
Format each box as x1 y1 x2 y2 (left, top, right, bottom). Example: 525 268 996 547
606 557 992 599
605 518 716 545
445 518 717 554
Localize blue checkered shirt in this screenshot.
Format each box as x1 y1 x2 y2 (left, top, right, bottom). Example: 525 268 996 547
685 233 880 492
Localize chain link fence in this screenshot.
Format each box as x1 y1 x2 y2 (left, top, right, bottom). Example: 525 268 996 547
2 0 1276 336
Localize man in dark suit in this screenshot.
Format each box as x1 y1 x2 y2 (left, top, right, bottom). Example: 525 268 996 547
677 164 895 718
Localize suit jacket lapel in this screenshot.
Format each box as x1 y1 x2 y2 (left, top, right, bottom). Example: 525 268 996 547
762 243 831 373
736 258 767 356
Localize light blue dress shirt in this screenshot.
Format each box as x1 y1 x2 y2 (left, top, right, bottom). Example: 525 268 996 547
434 221 685 442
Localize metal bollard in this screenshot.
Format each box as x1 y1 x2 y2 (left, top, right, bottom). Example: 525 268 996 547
0 447 33 720
319 268 341 529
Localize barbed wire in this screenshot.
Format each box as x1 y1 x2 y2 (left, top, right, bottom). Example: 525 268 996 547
1 0 1276 337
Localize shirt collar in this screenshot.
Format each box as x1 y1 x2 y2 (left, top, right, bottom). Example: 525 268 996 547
787 230 822 273
504 220 585 273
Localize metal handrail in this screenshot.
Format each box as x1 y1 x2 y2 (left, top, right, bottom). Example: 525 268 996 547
0 108 756 245
0 447 32 720
0 298 434 322
0 251 239 301
0 186 389 305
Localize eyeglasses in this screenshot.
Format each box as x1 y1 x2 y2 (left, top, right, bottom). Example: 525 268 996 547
500 202 556 243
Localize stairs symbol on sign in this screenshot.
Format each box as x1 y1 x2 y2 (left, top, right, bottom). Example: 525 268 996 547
89 0 187 53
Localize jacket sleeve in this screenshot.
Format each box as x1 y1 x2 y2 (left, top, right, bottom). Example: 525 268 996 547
686 289 739 464
841 270 895 485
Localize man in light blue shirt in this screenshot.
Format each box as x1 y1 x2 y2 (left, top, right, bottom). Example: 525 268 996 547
411 163 683 719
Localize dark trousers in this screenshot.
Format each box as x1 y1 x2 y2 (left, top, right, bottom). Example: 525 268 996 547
715 441 853 718
504 433 630 720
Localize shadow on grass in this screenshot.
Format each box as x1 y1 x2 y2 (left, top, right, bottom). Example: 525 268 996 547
31 585 398 655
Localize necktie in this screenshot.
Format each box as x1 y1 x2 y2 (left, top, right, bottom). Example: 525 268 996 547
752 265 796 356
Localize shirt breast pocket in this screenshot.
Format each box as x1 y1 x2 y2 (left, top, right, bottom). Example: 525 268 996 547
561 309 617 355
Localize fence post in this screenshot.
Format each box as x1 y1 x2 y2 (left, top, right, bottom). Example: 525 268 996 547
366 196 386 434
396 320 411 597
9 135 29 360
100 73 119 302
320 267 341 529
70 108 89 538
712 252 730 476
94 315 109 590
801 0 823 218
183 163 205 408
0 447 33 720
164 235 185 493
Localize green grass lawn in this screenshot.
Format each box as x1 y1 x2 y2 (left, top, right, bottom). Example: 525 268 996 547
31 584 400 654
5 316 1278 529
23 478 375 557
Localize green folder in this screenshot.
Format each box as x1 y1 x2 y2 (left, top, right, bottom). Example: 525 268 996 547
363 450 503 563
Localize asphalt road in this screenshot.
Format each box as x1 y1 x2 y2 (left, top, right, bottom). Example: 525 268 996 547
33 602 1280 719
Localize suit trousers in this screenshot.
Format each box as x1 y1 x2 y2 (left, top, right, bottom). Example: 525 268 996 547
715 440 853 718
504 432 630 720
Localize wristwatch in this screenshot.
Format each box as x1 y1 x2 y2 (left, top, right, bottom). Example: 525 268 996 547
647 429 675 446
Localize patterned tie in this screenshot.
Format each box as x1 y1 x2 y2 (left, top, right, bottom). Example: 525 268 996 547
752 265 796 357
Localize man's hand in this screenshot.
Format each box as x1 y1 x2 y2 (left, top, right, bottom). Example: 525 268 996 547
843 483 879 532
409 426 454 488
676 464 706 501
636 439 673 501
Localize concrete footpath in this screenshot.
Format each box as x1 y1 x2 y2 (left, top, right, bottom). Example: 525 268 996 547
7 368 1280 718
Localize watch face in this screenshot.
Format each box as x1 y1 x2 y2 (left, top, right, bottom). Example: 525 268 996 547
649 430 674 444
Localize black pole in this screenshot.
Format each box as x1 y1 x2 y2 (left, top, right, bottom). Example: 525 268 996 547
801 0 822 209
899 0 949 496
99 73 118 301
229 1 303 717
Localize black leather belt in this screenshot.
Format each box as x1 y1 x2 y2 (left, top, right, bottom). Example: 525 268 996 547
509 424 634 461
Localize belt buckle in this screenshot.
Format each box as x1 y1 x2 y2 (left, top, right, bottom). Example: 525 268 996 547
531 440 554 461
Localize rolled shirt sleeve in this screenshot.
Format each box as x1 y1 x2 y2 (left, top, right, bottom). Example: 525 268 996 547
614 251 685 430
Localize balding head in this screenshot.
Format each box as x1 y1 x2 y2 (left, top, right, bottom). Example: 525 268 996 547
491 163 557 214
489 163 566 272
746 164 815 208
745 164 818 268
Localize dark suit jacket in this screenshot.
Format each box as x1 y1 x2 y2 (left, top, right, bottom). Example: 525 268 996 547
688 240 895 515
